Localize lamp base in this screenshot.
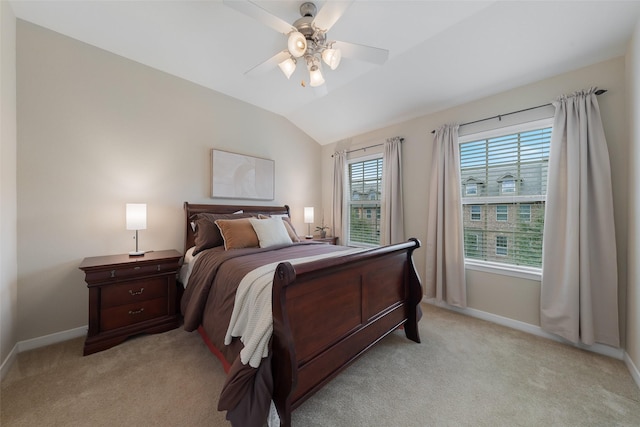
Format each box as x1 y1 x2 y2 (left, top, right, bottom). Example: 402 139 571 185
305 235 313 239
129 250 145 256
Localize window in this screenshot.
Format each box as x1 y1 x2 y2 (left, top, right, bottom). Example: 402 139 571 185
459 119 551 271
501 179 516 194
465 233 482 258
496 205 508 221
496 236 508 256
463 177 484 196
348 156 382 246
471 205 481 221
466 183 478 195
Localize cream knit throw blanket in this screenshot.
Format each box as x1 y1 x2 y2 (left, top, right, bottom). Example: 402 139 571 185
225 247 364 368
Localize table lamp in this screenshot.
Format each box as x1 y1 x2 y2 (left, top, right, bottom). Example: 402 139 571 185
304 206 314 239
126 203 146 256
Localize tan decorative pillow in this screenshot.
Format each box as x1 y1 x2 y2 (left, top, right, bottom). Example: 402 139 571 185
258 214 300 242
215 218 260 250
191 212 253 255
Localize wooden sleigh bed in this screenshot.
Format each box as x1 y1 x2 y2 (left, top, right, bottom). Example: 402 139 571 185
179 203 423 426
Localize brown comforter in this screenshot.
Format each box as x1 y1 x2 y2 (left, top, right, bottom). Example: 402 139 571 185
180 242 350 427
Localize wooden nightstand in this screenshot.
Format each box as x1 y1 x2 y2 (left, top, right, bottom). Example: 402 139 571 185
79 250 182 355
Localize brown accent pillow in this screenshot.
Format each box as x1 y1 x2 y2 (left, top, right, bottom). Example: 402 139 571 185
192 212 253 255
258 214 300 242
215 218 260 250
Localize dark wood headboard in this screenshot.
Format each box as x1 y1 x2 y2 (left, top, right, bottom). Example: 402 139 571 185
183 202 291 252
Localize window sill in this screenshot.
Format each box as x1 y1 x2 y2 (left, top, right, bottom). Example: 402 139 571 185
464 259 542 281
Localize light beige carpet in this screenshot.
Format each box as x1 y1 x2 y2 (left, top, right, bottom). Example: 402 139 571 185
2 304 639 426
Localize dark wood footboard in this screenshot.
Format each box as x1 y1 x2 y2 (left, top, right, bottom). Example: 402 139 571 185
271 238 423 426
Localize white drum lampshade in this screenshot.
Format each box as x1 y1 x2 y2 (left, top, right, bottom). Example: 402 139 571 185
304 207 314 239
126 203 147 256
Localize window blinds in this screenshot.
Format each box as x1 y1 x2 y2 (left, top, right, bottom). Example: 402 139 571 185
460 127 551 268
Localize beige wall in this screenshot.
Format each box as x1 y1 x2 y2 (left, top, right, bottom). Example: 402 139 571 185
1 1 18 368
16 21 322 341
322 57 629 342
627 19 640 372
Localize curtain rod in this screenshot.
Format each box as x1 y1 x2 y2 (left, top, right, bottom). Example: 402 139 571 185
430 89 607 134
331 137 404 157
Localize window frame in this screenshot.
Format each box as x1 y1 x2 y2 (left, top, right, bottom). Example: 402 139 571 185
459 118 552 280
519 204 531 222
346 153 383 248
496 235 508 256
501 179 516 194
496 205 508 221
466 183 478 196
470 205 482 221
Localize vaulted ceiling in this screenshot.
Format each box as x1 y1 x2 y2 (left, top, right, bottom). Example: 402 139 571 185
9 1 640 144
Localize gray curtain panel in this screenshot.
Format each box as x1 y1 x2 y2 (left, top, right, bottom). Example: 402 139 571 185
541 88 620 347
381 137 405 245
425 124 466 307
332 150 347 242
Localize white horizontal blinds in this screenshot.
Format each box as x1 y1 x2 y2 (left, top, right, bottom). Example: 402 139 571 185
348 157 382 246
460 126 551 268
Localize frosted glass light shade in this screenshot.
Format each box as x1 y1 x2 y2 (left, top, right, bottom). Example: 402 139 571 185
278 57 296 79
304 207 314 224
309 66 325 87
287 32 307 58
126 204 147 230
322 48 341 70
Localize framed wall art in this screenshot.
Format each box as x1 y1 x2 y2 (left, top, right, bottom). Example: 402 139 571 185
211 149 275 200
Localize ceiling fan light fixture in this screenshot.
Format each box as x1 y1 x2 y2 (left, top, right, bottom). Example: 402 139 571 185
321 48 341 70
278 57 297 79
308 64 325 87
287 31 307 58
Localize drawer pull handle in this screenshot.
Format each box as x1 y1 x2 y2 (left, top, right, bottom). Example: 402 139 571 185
129 288 144 296
128 308 145 315
157 265 161 272
110 270 116 278
134 266 141 270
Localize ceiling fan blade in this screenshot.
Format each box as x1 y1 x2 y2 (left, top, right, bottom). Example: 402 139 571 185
313 0 354 31
245 50 291 76
223 0 295 34
333 41 389 65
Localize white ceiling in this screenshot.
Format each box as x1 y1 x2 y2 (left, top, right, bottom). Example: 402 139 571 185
9 0 640 145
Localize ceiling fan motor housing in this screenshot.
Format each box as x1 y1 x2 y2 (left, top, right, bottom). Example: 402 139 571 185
293 1 328 58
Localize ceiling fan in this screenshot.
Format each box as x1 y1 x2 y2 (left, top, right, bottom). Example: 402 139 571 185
223 0 389 88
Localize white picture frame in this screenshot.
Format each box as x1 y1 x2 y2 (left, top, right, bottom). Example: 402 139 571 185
211 149 275 200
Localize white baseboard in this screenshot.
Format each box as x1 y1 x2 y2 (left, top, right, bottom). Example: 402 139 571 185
0 343 18 381
624 352 640 390
17 325 87 353
425 299 625 360
1 325 87 382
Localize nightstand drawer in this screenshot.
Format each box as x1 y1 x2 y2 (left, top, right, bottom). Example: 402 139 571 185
101 277 167 308
101 297 168 331
84 261 178 284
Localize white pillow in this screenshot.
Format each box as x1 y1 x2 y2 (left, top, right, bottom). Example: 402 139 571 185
250 217 292 248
